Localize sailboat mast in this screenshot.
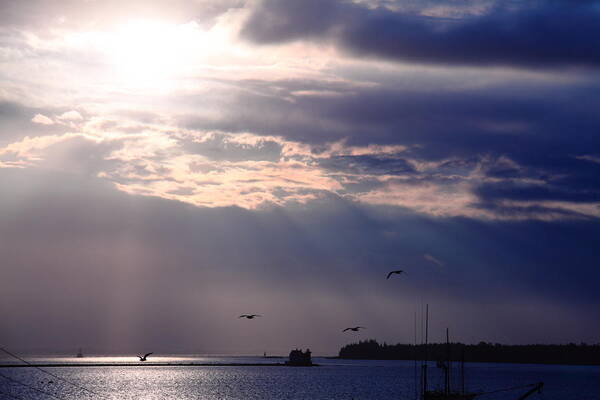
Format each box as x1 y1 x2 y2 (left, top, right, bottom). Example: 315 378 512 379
414 310 418 400
461 347 465 395
425 305 429 347
445 328 450 395
422 304 429 398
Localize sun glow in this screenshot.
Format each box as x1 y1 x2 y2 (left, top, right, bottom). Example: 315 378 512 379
102 20 206 90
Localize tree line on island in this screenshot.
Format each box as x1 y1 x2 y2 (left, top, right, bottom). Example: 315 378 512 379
338 339 600 365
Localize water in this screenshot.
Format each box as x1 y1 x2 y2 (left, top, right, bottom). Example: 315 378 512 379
1 356 599 399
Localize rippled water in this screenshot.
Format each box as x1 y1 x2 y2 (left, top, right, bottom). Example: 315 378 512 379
1 356 599 399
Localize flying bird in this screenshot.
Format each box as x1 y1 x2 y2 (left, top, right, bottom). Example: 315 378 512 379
386 270 405 279
138 352 153 361
239 314 261 319
343 327 366 332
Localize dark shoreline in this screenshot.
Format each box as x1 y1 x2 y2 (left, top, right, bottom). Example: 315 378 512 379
334 357 600 367
338 339 600 367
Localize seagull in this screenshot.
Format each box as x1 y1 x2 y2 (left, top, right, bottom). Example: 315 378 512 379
239 314 261 319
343 327 366 332
386 270 405 279
138 352 153 361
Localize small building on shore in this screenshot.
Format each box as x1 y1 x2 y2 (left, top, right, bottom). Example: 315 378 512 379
286 348 313 366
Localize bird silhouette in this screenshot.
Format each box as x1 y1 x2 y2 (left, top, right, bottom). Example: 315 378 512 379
239 314 261 319
138 352 153 361
386 270 405 279
343 326 366 332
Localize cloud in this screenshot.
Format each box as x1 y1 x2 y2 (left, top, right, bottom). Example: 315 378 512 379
318 154 416 176
57 110 83 121
475 180 600 204
181 131 283 162
0 0 246 31
31 113 54 125
242 0 600 69
424 254 444 267
6 107 600 220
3 56 599 220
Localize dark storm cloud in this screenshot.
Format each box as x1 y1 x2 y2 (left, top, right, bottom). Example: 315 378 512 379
476 178 600 204
182 76 600 157
473 155 600 215
242 0 600 68
472 200 589 220
177 74 600 215
319 154 415 175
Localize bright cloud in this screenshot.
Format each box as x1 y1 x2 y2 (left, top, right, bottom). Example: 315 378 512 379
31 113 54 125
57 110 83 121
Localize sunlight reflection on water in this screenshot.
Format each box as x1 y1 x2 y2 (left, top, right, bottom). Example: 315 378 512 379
0 355 281 365
0 357 599 399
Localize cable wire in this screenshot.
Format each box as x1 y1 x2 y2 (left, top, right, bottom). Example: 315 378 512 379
477 382 543 397
0 347 106 399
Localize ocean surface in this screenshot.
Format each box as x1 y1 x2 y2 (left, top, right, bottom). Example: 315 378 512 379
1 356 599 399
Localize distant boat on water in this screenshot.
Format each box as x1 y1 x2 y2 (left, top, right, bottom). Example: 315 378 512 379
76 348 84 358
423 382 543 400
420 325 477 400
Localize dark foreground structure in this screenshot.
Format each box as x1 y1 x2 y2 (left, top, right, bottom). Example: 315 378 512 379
339 339 600 365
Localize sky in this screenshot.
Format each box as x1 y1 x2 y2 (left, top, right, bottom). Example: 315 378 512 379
1 0 600 355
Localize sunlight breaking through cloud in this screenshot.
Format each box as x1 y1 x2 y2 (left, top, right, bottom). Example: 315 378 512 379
2 119 599 220
2 0 600 354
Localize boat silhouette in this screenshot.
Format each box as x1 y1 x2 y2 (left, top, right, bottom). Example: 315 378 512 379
420 306 543 400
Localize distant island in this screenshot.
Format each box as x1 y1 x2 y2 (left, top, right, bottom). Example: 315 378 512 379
339 339 600 366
